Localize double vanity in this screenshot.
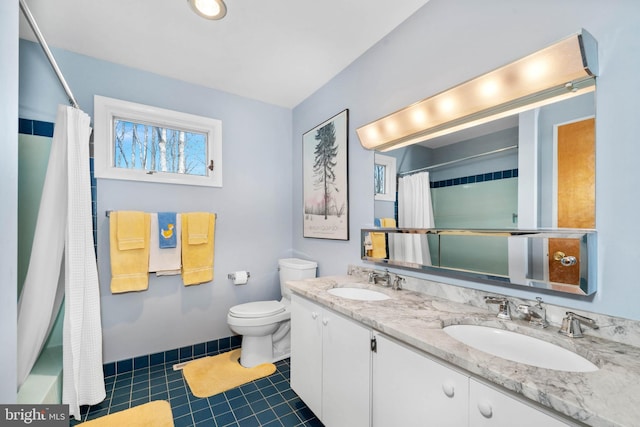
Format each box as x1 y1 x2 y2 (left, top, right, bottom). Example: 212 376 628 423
295 28 621 427
287 268 640 427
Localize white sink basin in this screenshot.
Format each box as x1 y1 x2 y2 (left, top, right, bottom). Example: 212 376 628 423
444 324 598 372
327 287 390 301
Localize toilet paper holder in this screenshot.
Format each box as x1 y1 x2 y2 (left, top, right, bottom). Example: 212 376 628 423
227 272 251 281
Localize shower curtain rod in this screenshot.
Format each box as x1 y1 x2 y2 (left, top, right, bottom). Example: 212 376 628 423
398 145 518 177
19 0 80 109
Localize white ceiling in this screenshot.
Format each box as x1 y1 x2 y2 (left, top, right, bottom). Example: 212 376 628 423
19 0 431 108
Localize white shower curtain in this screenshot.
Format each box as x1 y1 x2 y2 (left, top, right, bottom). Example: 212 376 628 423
396 171 435 265
17 105 105 419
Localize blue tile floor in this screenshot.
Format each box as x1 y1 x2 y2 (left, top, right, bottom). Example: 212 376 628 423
70 356 323 426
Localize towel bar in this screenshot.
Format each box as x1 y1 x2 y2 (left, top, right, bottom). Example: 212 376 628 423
105 210 217 219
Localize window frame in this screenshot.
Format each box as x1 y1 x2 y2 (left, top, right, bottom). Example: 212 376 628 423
374 153 396 201
94 95 222 187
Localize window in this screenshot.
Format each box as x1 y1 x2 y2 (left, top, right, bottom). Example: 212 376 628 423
94 96 222 187
374 153 396 201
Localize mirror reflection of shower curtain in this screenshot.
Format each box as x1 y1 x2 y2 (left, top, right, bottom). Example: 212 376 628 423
396 172 434 265
16 106 105 419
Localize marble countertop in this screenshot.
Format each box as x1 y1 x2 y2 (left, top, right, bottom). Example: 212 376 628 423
287 275 640 427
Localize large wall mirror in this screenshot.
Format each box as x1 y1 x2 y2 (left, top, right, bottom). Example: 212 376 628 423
374 90 596 230
364 30 598 296
369 91 597 296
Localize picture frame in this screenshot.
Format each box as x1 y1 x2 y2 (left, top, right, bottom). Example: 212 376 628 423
303 109 349 240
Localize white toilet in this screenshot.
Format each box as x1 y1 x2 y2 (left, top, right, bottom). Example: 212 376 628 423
227 258 317 367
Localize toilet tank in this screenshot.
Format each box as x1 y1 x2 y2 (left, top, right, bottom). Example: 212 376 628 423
278 258 317 300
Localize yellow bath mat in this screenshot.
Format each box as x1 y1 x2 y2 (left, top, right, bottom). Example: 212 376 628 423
77 400 173 426
182 349 276 398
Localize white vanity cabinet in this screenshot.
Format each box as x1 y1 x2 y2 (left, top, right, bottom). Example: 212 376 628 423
469 379 572 427
290 294 371 427
290 294 323 418
372 334 573 427
291 294 577 427
372 333 469 427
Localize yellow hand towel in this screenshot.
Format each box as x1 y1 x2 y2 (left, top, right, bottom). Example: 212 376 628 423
110 211 151 293
380 218 397 259
187 212 211 245
370 218 395 258
381 217 396 227
182 213 215 286
370 232 387 258
116 210 147 250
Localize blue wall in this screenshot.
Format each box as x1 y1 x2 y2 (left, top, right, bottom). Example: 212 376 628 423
19 40 293 362
292 0 640 320
14 0 640 373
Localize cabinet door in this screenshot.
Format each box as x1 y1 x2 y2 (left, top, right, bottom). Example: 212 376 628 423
290 295 323 419
372 333 469 427
469 379 572 427
322 308 372 427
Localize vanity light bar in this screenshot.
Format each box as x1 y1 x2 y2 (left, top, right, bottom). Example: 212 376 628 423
356 29 598 152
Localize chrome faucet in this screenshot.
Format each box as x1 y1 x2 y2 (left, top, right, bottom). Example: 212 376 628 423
391 275 405 291
517 297 548 328
484 296 511 320
369 269 391 286
558 312 599 338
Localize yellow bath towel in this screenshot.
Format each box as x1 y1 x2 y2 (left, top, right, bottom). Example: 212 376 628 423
182 212 215 286
116 210 147 250
110 211 151 293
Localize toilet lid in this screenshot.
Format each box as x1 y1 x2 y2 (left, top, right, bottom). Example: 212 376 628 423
229 300 285 318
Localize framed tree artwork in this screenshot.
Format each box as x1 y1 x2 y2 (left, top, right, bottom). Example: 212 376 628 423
303 109 349 240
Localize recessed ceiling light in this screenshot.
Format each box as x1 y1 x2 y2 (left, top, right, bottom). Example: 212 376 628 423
188 0 227 20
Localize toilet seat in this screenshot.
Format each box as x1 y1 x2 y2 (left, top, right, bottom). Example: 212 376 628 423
228 300 285 319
